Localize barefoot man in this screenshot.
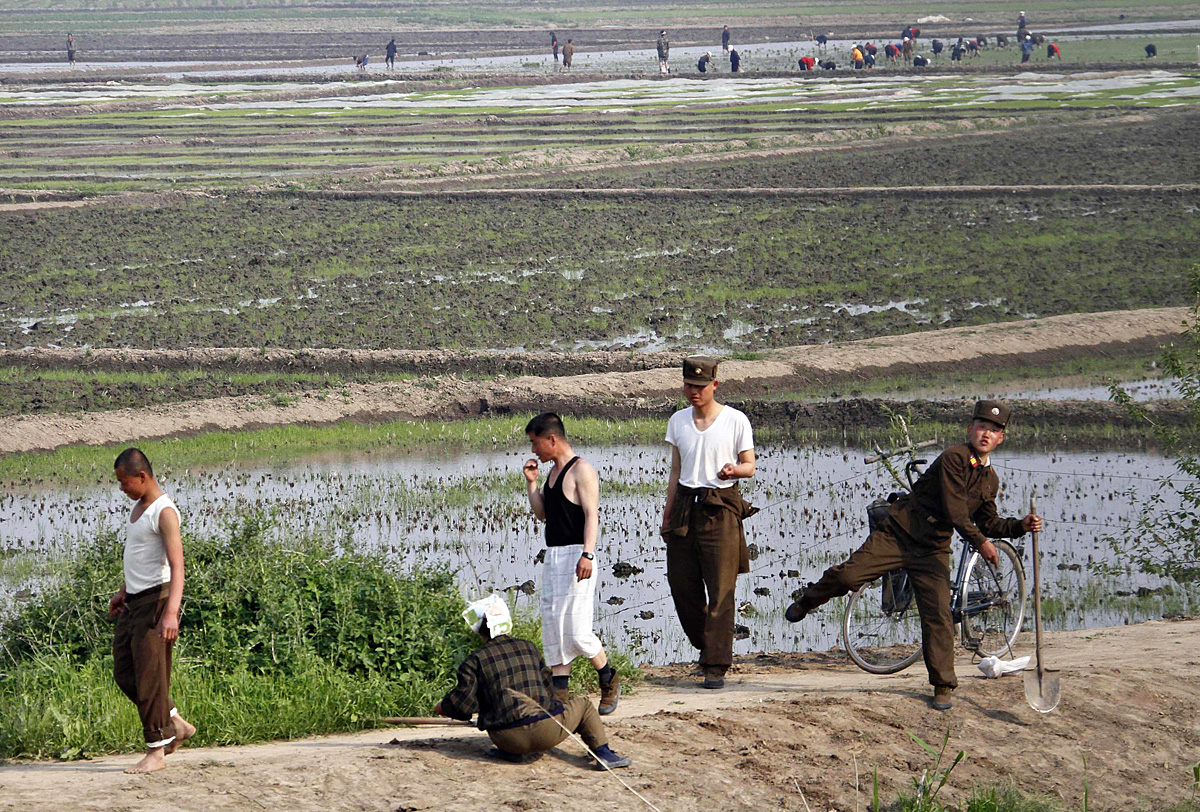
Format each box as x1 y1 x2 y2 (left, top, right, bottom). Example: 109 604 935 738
110 448 195 773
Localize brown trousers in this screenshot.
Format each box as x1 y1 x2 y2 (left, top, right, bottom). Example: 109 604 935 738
799 520 957 688
113 586 178 746
487 697 607 754
664 486 750 670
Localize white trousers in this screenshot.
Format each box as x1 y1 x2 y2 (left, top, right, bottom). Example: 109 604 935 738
540 545 603 667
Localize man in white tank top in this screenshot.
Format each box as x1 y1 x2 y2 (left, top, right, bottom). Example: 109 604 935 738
660 356 756 689
110 448 195 773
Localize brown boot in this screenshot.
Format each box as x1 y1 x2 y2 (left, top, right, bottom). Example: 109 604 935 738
932 686 953 711
598 672 621 716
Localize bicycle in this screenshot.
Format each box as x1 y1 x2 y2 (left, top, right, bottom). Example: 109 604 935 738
841 437 1027 674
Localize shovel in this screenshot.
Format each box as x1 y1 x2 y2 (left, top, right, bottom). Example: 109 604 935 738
1024 493 1061 713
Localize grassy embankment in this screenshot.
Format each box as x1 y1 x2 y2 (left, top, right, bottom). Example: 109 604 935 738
0 404 1179 490
0 511 639 760
0 351 1166 416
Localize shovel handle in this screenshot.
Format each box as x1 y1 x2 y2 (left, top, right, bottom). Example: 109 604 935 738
1030 493 1045 677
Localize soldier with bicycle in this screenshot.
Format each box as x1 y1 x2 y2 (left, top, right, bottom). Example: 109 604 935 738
784 400 1042 710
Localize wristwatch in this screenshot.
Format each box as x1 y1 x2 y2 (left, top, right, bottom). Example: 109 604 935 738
580 551 595 560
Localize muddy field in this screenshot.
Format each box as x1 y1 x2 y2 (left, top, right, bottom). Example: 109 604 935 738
516 107 1200 190
2 191 1193 352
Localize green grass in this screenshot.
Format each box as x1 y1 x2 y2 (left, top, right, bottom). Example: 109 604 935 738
0 415 670 487
0 515 640 760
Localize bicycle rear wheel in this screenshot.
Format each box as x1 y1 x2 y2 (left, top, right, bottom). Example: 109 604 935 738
962 539 1026 657
843 573 924 674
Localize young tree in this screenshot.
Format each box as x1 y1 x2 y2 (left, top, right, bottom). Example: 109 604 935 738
1108 266 1200 583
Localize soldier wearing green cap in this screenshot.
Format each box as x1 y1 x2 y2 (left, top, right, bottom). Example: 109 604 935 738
660 355 757 689
784 400 1042 710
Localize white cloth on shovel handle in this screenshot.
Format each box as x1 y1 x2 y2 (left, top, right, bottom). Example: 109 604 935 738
977 654 1031 678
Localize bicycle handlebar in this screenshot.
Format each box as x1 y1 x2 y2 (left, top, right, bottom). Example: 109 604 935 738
863 439 938 465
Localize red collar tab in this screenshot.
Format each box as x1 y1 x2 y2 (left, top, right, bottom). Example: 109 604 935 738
969 455 979 467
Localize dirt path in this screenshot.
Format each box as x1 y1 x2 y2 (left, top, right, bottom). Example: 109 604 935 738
1 619 1196 811
0 307 1185 455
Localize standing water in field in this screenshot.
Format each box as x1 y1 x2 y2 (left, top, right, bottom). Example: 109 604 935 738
0 443 1189 665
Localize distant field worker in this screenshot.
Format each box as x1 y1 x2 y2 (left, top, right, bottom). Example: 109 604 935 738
551 32 559 62
902 37 914 60
798 55 816 70
913 54 929 67
931 39 944 57
109 448 196 774
562 38 574 69
729 47 741 72
1021 35 1033 63
385 38 396 69
434 594 633 769
1145 43 1157 58
698 51 713 73
852 45 864 69
523 413 621 715
815 33 829 51
1047 41 1060 59
885 42 899 63
722 25 731 53
967 39 979 57
66 32 76 67
785 401 1043 711
657 30 670 73
820 59 837 69
661 356 757 690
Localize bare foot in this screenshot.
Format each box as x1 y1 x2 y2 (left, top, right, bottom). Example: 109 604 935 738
164 716 196 755
124 748 166 774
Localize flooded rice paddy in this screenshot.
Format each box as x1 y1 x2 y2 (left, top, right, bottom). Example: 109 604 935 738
2 71 1198 112
1 442 1190 665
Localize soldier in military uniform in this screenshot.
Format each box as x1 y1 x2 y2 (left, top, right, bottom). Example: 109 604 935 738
784 400 1042 710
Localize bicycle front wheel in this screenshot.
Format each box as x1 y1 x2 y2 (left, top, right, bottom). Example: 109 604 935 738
962 539 1027 657
843 574 924 674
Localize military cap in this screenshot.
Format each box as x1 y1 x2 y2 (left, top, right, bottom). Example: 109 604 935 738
973 399 1010 428
682 355 719 385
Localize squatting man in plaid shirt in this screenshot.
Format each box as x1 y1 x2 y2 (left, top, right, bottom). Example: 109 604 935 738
433 594 633 769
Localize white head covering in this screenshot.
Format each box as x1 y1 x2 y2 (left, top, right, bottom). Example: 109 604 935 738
462 593 513 636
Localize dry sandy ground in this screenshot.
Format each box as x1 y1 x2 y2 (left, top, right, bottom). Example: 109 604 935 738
0 306 1186 455
1 620 1197 811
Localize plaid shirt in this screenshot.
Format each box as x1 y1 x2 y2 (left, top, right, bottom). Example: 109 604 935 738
441 635 561 731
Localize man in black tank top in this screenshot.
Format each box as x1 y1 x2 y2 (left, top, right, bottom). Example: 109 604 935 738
523 413 621 715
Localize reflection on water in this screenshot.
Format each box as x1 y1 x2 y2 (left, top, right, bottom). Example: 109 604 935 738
0 442 1190 664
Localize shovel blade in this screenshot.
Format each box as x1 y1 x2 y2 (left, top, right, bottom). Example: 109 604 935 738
1024 668 1061 713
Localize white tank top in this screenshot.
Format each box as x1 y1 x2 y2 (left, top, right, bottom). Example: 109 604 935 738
123 494 178 594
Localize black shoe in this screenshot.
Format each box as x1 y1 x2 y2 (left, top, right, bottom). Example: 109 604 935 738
785 598 809 623
487 747 526 763
702 667 726 689
594 746 632 770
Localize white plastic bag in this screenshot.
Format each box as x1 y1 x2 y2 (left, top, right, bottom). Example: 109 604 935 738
977 654 1031 678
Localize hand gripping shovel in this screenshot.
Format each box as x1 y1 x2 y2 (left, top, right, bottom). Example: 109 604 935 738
1024 494 1061 712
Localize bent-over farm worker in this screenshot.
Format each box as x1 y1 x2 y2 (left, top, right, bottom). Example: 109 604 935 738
434 594 633 769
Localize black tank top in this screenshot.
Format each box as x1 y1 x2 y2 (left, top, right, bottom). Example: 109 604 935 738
544 456 586 547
